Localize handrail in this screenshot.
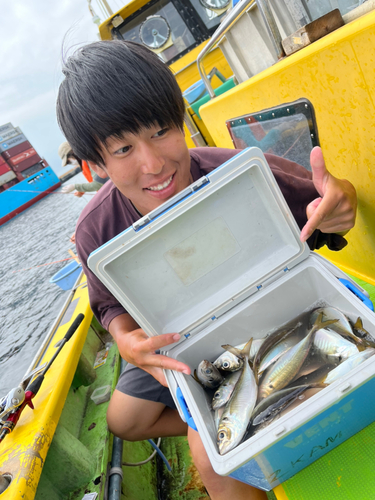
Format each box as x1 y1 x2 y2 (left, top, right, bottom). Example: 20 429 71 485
197 0 284 99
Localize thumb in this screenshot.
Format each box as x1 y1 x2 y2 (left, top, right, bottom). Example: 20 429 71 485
310 147 329 197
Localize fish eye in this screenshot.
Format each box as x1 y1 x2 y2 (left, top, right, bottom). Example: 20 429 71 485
214 392 220 399
205 369 212 374
218 432 225 440
223 362 229 368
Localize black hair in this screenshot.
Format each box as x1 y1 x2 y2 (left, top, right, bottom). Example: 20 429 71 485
56 40 185 165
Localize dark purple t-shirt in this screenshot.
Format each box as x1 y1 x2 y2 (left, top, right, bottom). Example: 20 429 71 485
75 147 345 330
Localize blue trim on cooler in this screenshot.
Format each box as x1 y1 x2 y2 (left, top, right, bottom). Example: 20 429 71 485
339 278 374 311
176 387 197 431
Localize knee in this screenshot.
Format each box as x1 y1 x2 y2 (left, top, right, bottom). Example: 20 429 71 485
106 405 139 441
188 429 214 476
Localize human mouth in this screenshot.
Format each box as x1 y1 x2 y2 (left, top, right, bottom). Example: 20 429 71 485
145 175 174 192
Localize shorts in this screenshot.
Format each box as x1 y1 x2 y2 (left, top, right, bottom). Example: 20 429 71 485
116 361 177 410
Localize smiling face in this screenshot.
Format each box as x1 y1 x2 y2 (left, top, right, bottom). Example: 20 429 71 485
90 125 192 216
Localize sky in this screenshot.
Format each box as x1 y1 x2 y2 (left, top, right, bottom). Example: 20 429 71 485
1 0 126 178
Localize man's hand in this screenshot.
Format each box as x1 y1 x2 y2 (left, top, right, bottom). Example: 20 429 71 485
109 314 191 387
300 147 357 242
74 191 85 197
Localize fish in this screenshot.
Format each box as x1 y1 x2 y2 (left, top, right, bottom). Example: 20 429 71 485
351 317 375 345
325 348 375 384
217 339 258 455
252 384 325 426
310 306 372 350
212 369 242 410
213 350 243 372
258 313 337 400
213 338 264 371
313 328 359 361
252 323 301 383
195 360 223 389
214 407 225 430
289 362 339 387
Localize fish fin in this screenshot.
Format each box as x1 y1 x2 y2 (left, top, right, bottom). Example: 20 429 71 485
222 338 253 360
354 317 363 330
312 312 338 333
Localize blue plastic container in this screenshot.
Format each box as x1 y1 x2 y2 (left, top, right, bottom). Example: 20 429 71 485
50 260 82 290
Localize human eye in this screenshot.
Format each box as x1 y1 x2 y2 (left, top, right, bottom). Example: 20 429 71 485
153 128 169 138
115 145 131 155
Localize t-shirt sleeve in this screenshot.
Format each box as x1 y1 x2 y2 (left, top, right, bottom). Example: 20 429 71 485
75 223 127 331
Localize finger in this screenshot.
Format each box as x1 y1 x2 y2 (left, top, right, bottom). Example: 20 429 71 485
310 147 329 197
300 194 339 242
146 332 182 352
305 197 322 220
147 352 191 375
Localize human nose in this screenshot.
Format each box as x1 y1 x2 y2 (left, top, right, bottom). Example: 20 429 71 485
139 143 165 175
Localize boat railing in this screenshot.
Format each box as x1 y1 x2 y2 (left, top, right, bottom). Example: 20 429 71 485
197 0 284 99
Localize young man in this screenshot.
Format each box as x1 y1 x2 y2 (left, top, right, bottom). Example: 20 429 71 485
56 40 356 500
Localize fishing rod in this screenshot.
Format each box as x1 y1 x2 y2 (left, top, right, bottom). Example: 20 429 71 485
0 313 85 443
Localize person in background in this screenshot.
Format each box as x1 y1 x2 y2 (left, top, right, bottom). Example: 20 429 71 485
58 141 109 197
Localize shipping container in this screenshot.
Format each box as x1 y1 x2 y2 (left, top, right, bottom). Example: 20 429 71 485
0 170 17 187
20 162 45 178
0 162 11 176
1 141 32 160
0 128 19 143
0 123 15 135
0 134 28 153
12 154 42 173
8 147 37 166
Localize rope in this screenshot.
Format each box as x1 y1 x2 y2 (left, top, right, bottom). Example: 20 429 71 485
12 257 75 273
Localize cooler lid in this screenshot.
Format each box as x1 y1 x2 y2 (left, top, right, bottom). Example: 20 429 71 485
88 148 310 338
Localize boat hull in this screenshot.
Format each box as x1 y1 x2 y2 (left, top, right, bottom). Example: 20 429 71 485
0 167 61 226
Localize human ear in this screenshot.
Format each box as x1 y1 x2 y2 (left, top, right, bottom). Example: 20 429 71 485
88 161 108 179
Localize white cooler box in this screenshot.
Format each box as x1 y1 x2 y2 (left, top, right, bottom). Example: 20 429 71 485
88 148 375 491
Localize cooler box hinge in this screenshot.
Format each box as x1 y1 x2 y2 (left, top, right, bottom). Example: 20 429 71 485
132 176 210 231
257 266 290 291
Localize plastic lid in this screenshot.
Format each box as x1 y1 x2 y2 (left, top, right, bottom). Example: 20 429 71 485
88 148 309 337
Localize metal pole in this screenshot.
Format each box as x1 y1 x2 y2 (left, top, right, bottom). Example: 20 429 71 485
184 112 207 147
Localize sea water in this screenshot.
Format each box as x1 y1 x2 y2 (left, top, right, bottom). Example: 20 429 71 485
0 172 92 395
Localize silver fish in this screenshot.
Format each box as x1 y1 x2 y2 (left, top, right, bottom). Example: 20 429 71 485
253 323 301 383
212 369 242 410
325 348 375 384
313 328 359 360
213 351 243 372
217 339 258 455
195 360 223 389
258 313 337 400
214 407 225 430
310 306 370 350
213 339 264 371
252 384 324 426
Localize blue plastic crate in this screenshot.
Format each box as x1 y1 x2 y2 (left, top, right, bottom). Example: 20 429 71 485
50 260 82 290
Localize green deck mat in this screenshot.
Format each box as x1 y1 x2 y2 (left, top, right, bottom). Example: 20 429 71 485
277 276 375 500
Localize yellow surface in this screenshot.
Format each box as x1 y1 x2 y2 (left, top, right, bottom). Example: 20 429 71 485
199 11 375 284
0 276 93 499
98 0 150 40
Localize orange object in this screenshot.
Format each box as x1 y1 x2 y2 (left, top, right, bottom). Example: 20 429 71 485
81 160 93 182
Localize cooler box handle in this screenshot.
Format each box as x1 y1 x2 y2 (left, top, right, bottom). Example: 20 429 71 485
176 387 197 431
339 278 374 311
